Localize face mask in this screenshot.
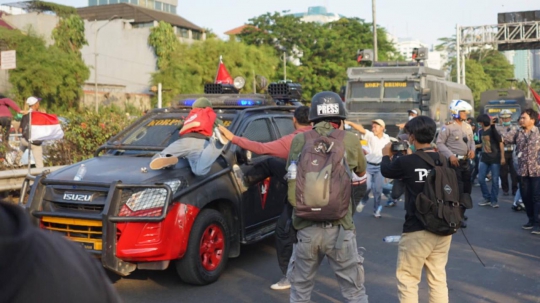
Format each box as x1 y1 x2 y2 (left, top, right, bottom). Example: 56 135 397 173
409 144 416 152
408 116 414 121
502 121 511 126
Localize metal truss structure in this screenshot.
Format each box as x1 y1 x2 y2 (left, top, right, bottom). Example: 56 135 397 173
456 21 540 85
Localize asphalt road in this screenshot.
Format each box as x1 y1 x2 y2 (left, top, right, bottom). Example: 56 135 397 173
111 185 540 303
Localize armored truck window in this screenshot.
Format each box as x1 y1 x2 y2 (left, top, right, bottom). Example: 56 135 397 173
350 82 381 99
383 82 418 100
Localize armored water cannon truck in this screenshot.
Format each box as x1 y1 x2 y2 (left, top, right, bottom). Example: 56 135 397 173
343 48 473 136
479 89 530 124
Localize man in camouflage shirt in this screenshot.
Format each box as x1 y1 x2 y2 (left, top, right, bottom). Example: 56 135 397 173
503 108 540 235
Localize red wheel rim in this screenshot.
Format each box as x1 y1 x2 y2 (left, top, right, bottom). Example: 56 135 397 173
199 224 225 271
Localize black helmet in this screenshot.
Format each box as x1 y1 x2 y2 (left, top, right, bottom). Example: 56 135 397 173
309 91 347 122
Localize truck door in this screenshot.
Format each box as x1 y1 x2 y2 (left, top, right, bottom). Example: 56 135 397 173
237 116 292 232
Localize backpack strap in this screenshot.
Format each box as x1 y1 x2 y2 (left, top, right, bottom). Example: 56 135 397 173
415 150 447 168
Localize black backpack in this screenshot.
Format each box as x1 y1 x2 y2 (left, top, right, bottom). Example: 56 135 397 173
414 151 463 236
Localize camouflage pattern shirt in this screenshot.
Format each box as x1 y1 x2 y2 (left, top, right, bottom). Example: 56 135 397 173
503 127 540 177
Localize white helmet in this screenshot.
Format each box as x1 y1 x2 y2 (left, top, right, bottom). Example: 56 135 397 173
500 109 512 118
449 100 473 119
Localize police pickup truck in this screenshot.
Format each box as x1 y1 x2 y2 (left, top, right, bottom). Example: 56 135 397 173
21 86 301 285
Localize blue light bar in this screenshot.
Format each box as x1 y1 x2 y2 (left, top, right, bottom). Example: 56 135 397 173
182 99 196 106
238 100 254 106
488 100 517 104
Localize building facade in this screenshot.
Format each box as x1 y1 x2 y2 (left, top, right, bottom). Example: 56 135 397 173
88 0 177 14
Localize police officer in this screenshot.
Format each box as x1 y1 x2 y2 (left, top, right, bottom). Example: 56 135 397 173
436 100 475 227
496 109 519 196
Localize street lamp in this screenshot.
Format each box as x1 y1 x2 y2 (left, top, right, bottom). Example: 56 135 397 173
94 15 120 113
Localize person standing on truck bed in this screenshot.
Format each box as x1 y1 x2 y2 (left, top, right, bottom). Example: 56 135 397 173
346 119 391 218
217 106 312 290
0 201 122 303
436 100 475 228
149 97 229 175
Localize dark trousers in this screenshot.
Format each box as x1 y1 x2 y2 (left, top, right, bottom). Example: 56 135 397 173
470 151 481 183
520 176 540 226
450 159 473 212
0 116 11 144
391 179 405 200
244 157 295 275
500 151 518 194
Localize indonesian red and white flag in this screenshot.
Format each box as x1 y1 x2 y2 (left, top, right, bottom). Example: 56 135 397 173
215 56 233 85
30 111 64 141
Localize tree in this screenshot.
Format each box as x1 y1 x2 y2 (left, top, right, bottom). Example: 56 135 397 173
148 21 180 70
470 49 514 90
150 38 280 106
52 14 88 53
238 13 399 98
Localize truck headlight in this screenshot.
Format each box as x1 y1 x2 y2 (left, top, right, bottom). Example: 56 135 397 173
118 180 181 217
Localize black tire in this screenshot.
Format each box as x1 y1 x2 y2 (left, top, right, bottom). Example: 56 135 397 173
175 209 230 285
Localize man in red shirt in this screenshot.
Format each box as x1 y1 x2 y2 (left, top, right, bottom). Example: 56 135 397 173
0 94 22 144
218 106 311 290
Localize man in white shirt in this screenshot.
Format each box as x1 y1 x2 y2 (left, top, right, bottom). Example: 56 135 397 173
346 119 391 217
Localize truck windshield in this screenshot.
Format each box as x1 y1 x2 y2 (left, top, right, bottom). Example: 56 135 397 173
484 106 521 122
350 81 418 100
117 115 234 147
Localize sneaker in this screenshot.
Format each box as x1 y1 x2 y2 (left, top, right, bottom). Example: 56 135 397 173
374 205 382 218
356 202 365 213
519 202 526 210
478 200 491 206
503 192 509 196
531 226 540 235
232 164 249 192
491 203 499 208
385 201 396 207
473 182 481 187
213 127 229 145
522 221 534 230
270 276 291 290
149 155 178 170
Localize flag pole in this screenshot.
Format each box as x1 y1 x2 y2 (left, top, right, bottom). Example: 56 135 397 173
27 109 32 174
214 55 222 84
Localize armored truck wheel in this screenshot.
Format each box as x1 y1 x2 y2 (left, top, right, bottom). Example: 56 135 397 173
175 209 230 285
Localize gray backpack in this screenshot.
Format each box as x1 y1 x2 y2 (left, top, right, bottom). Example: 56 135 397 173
293 130 352 221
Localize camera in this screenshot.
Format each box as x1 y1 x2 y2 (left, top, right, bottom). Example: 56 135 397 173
391 140 409 152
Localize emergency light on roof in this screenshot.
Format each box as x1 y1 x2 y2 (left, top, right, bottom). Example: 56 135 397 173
488 100 517 104
179 99 267 107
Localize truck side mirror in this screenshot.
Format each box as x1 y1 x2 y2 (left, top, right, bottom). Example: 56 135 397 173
420 88 431 112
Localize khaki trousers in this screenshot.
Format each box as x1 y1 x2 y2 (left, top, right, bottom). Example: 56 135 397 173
20 138 44 168
396 230 452 303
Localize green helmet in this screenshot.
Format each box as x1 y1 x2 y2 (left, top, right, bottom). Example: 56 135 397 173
308 91 347 122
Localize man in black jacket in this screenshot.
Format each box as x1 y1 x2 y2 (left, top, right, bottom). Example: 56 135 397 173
381 116 452 303
0 202 121 303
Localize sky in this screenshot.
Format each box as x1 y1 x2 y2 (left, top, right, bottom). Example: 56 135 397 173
1 0 539 47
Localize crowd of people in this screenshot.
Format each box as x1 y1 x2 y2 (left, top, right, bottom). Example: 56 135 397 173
3 89 539 303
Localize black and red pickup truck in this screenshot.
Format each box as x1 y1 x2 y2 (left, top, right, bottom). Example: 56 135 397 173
21 91 300 285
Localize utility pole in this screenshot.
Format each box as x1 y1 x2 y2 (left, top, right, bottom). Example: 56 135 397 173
94 15 119 113
372 0 378 61
456 24 461 84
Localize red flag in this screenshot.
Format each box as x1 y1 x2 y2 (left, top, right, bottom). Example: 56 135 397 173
528 83 540 107
215 56 233 85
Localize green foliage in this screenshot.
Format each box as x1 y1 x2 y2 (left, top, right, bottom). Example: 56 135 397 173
0 15 89 111
52 15 88 53
27 1 77 17
464 60 493 108
148 21 180 70
238 13 398 99
150 39 279 107
469 49 514 90
46 110 131 165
